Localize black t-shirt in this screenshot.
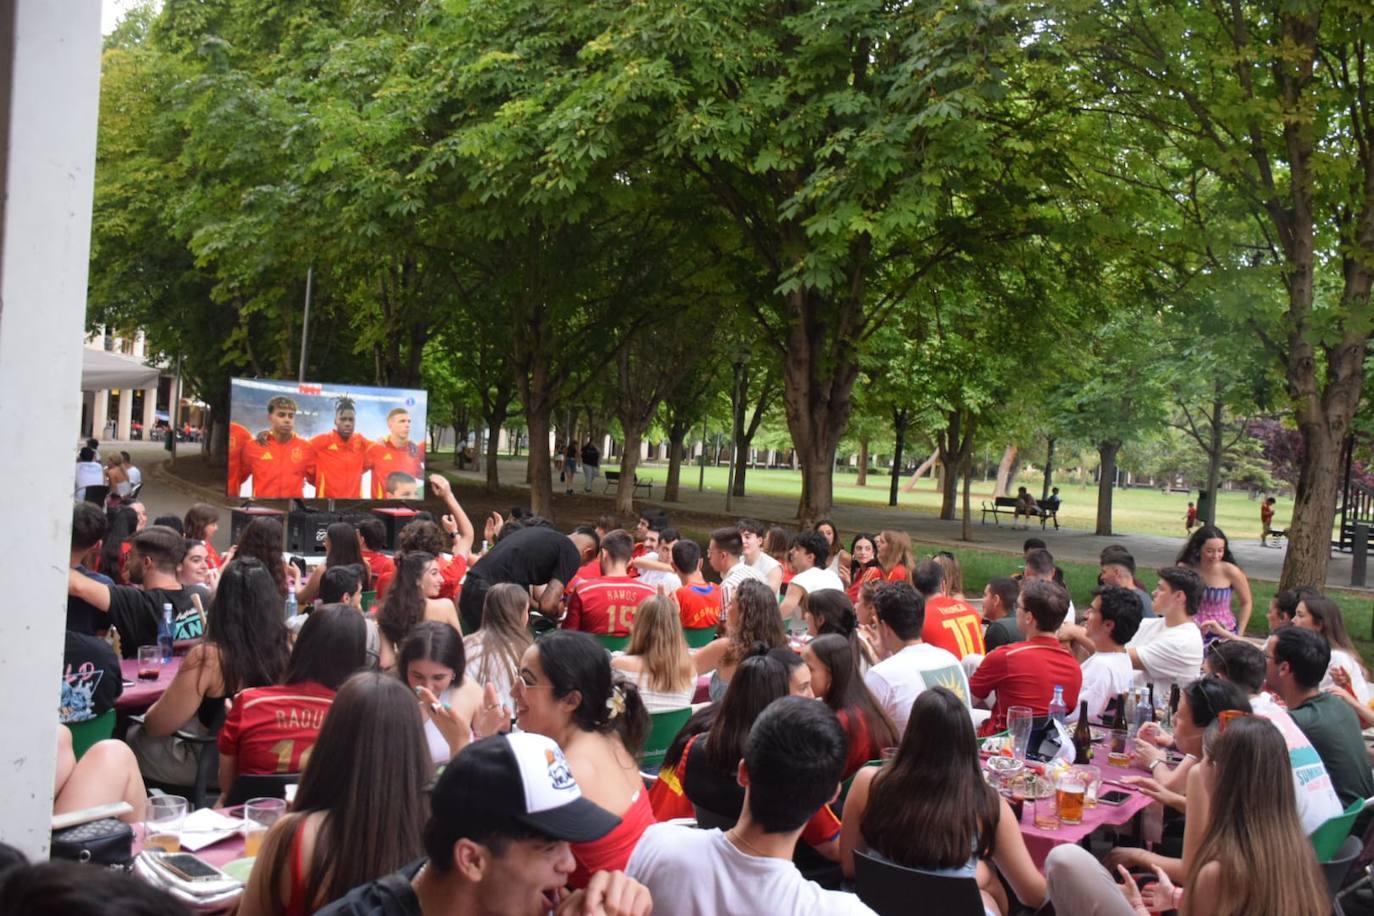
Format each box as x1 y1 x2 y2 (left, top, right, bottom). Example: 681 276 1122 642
68 565 115 636
683 737 745 822
983 616 1023 652
107 585 203 659
61 630 123 723
315 861 424 916
466 527 581 592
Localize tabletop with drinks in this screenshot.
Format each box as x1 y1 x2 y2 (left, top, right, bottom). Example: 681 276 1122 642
117 655 184 712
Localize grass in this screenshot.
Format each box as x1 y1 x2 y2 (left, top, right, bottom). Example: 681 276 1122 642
631 462 1289 541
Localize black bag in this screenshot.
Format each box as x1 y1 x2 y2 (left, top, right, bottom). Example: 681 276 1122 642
51 817 134 867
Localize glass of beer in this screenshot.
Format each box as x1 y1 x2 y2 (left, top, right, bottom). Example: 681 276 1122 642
137 645 161 681
1107 729 1131 767
1033 792 1059 831
1075 765 1102 807
144 795 187 852
1056 775 1085 825
242 797 287 858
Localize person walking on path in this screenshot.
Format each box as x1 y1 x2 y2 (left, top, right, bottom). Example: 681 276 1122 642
581 439 601 492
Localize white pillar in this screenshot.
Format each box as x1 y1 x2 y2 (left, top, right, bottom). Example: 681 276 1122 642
142 385 158 437
0 0 102 859
116 387 133 440
90 388 108 441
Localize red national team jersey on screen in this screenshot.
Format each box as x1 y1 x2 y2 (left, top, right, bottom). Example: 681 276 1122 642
921 595 987 660
240 433 313 498
227 422 251 495
674 583 722 630
309 430 370 498
216 681 335 775
563 576 656 636
365 438 425 498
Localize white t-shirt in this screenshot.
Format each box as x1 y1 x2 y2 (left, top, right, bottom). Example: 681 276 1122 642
126 466 143 488
789 566 844 596
627 825 876 916
74 461 103 498
1126 618 1203 696
1324 648 1372 706
749 551 782 579
1252 692 1344 835
1075 652 1135 722
636 551 670 589
863 642 970 736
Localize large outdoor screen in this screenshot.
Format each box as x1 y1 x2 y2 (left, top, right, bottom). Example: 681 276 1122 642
228 378 428 500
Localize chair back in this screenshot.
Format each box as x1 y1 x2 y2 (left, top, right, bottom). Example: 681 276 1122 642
223 772 302 808
852 849 986 916
1322 834 1364 897
692 805 737 831
595 633 631 653
82 485 109 506
640 707 692 773
1312 798 1367 862
683 627 718 649
66 710 115 761
360 590 378 613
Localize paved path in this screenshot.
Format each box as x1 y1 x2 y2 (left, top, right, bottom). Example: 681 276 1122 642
123 443 1365 589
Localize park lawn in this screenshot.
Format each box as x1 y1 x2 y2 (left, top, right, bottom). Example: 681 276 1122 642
633 462 1290 542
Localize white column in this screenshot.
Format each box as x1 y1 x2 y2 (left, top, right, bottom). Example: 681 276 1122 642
90 388 108 441
116 387 133 440
142 385 158 436
0 0 101 859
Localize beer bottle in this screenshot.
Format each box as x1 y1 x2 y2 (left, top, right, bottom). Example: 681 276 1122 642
1110 692 1128 733
1073 700 1093 764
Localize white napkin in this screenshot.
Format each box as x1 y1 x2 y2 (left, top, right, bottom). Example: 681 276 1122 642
177 807 241 852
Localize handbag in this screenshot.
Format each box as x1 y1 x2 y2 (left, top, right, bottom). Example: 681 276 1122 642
51 817 134 867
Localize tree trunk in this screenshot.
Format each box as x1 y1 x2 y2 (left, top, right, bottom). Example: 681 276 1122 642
993 445 1020 498
1095 440 1122 536
1041 438 1055 501
857 438 869 487
1282 413 1352 588
961 452 975 542
664 431 686 502
901 451 938 492
889 413 908 507
614 429 644 515
484 423 501 492
936 411 963 520
1202 397 1224 527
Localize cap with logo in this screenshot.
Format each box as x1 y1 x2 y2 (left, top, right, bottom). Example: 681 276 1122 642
430 732 621 844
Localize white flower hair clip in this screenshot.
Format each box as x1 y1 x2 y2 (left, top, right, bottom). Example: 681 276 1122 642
605 685 626 720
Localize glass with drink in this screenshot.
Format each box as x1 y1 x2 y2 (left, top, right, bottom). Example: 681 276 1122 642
144 795 187 852
1075 765 1101 807
1033 792 1059 830
1056 775 1085 825
137 645 161 681
1007 706 1034 762
1107 729 1131 767
242 797 287 858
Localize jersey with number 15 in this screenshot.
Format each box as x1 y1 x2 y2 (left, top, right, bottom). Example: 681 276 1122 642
562 576 658 636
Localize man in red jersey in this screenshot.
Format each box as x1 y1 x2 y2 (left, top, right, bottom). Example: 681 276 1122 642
309 396 370 498
670 539 722 630
227 421 251 496
365 407 425 498
240 396 313 498
356 517 396 584
563 530 656 636
913 558 985 660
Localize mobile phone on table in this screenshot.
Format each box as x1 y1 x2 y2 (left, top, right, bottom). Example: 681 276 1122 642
1098 790 1132 806
157 852 229 882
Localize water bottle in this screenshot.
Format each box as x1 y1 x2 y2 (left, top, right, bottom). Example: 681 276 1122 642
1132 687 1153 737
284 587 299 620
158 603 174 662
1048 684 1067 727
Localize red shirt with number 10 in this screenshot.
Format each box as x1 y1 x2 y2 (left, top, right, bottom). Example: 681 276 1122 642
921 595 987 660
216 681 336 776
563 576 657 636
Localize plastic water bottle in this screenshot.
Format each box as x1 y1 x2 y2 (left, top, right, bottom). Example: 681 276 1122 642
158 603 174 662
1048 685 1067 727
284 588 299 621
1132 688 1153 737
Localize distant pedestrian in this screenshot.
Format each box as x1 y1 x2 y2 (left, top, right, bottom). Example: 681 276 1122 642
562 441 577 495
1184 501 1198 533
1261 496 1277 547
580 438 600 491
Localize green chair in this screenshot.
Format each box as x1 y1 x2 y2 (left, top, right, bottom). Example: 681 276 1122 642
360 590 379 613
596 634 632 653
1310 797 1367 863
684 627 718 649
66 710 115 761
640 707 693 774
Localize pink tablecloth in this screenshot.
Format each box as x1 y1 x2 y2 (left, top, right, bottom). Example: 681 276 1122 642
1017 760 1156 869
117 656 183 712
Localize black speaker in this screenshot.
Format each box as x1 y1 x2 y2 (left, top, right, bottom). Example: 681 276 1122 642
286 510 340 555
372 507 419 549
229 506 285 546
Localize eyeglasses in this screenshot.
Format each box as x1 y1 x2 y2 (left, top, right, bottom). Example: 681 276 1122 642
1217 709 1252 732
1205 644 1229 678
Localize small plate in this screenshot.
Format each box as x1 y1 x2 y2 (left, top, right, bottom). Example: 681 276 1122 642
221 857 255 882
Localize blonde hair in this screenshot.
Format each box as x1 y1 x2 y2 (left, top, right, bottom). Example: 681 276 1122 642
933 553 964 598
1183 717 1328 916
468 583 532 689
626 596 694 694
878 530 915 581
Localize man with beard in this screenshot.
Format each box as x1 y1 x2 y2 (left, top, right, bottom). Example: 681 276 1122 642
310 395 371 498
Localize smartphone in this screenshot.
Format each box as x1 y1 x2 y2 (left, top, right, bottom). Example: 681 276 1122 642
1099 790 1132 806
157 852 229 883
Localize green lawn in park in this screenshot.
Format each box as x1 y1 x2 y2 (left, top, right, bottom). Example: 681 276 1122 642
633 462 1283 541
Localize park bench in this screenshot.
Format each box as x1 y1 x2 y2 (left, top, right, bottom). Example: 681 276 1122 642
981 496 1059 530
603 470 652 498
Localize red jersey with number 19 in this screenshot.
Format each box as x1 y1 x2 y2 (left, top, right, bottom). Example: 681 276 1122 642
563 576 656 636
240 433 313 498
921 595 987 660
216 681 335 775
309 430 370 498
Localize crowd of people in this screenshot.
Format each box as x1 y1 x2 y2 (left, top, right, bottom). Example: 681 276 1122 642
47 477 1365 916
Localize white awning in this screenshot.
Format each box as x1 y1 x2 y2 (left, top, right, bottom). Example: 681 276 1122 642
81 348 161 391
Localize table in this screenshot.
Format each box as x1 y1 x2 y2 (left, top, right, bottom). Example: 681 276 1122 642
1014 759 1155 869
116 656 183 713
131 813 248 912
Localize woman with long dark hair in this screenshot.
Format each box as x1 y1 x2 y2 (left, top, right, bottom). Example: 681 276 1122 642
804 633 898 777
1294 593 1371 703
512 630 652 888
840 687 1045 916
130 557 289 785
239 672 430 916
297 522 369 604
815 518 843 574
375 551 461 669
398 621 484 764
1176 524 1253 637
217 604 366 790
226 516 292 597
182 504 222 569
801 589 875 667
100 506 139 583
839 532 882 602
692 579 788 701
